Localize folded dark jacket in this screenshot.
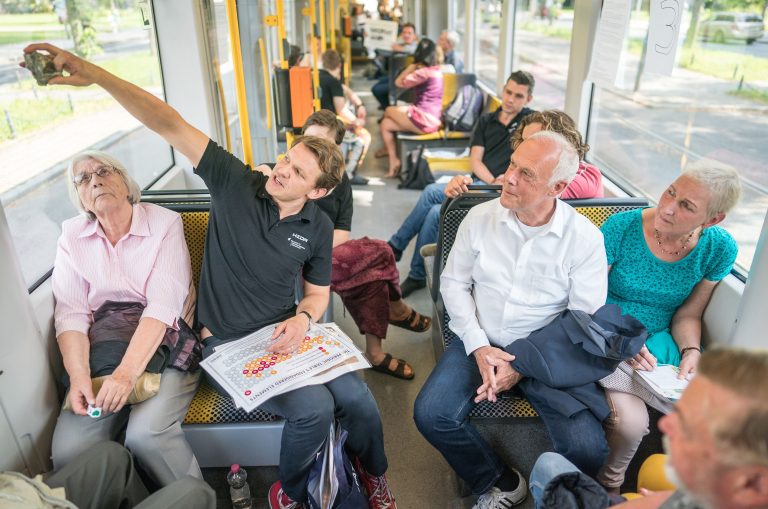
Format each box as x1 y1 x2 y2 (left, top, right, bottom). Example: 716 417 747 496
540 471 615 509
508 304 647 420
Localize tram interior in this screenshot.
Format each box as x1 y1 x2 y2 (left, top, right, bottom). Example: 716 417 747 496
1 0 767 508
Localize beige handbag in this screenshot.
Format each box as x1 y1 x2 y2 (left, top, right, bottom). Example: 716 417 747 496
62 372 161 412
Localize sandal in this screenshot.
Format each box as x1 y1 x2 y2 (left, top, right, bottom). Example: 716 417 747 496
369 353 415 380
389 308 431 332
374 147 388 158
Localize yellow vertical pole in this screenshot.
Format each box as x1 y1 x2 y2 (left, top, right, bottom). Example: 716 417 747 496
258 38 273 131
224 0 253 166
329 0 336 50
319 0 327 51
309 0 321 111
276 0 288 69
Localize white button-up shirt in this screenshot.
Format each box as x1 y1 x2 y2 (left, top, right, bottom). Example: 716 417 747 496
441 198 607 356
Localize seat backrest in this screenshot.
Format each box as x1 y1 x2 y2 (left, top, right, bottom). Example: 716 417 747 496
441 72 477 110
142 195 211 291
433 191 649 348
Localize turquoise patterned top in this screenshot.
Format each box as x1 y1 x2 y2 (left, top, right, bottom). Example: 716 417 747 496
601 209 737 362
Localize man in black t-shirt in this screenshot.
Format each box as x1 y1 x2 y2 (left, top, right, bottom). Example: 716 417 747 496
37 43 396 509
388 70 536 297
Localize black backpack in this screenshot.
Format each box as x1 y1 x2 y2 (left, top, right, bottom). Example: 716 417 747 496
443 84 483 132
398 145 435 190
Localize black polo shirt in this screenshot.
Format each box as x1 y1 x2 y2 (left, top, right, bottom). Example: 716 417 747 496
316 173 353 231
469 107 534 179
194 140 333 340
318 69 344 113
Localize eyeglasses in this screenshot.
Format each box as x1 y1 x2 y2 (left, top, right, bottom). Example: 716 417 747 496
73 165 116 186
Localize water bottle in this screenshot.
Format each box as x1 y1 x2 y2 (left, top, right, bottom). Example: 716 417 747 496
227 464 252 509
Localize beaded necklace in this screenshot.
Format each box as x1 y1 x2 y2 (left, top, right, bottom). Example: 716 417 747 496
654 228 696 257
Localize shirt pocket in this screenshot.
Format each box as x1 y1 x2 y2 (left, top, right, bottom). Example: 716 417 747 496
529 270 570 307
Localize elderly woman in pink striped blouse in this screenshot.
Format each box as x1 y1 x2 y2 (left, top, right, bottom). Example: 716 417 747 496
50 151 202 487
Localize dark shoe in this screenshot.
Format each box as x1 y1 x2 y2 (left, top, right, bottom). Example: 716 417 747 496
388 308 431 332
400 277 426 298
369 353 414 380
387 241 403 262
350 174 369 185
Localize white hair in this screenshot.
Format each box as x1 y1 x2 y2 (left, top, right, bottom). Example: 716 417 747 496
526 131 579 187
681 159 742 217
66 150 142 221
445 30 460 48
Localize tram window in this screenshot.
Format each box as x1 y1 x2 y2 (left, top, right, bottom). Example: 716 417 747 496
475 0 503 88
205 0 244 162
587 6 767 274
452 0 466 66
511 0 575 109
0 4 172 288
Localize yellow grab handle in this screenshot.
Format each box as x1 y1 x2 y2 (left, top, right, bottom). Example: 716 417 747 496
258 38 273 131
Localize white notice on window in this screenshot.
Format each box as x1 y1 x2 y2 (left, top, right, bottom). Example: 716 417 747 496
365 19 399 52
645 0 682 75
587 0 632 88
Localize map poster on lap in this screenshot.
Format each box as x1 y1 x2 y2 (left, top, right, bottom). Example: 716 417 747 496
200 322 370 412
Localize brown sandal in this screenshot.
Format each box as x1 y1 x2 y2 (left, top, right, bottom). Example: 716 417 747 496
389 309 431 332
370 353 415 380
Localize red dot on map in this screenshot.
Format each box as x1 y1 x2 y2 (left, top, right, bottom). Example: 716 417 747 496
245 390 251 396
242 370 248 374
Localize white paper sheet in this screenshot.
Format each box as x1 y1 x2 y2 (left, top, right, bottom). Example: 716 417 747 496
587 0 632 87
365 19 399 52
645 0 682 75
637 364 690 400
201 322 370 412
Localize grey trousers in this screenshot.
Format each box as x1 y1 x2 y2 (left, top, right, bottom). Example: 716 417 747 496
52 369 202 486
46 441 214 509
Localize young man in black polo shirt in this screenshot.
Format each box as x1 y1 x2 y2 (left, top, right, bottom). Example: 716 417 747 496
33 42 396 509
318 49 371 185
387 70 535 297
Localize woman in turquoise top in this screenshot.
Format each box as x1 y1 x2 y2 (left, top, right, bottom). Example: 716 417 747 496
597 161 742 490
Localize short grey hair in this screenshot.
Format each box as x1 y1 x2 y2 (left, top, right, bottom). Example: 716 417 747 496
67 150 142 221
445 30 460 48
681 159 742 217
526 131 579 187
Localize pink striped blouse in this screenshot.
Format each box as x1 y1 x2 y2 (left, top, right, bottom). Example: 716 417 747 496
52 203 194 338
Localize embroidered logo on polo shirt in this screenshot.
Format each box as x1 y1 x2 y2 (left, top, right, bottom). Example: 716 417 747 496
288 232 308 250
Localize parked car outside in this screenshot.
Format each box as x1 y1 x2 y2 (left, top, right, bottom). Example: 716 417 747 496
700 12 764 44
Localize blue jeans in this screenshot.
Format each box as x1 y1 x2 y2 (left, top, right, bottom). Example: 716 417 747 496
389 182 447 281
413 342 507 495
372 76 390 109
529 452 580 508
203 338 387 502
522 384 609 478
414 342 609 495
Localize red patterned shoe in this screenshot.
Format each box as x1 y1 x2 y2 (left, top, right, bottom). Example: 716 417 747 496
354 457 397 509
268 481 305 509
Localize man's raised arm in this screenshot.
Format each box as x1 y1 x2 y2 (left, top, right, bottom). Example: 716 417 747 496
24 43 209 167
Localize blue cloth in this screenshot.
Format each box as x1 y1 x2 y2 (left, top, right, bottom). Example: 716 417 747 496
414 342 610 493
530 452 617 509
601 209 737 364
202 337 386 502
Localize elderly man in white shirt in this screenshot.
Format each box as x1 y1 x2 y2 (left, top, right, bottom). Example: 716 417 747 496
414 131 608 509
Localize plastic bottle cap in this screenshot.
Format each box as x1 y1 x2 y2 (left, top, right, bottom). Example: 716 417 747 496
230 464 240 473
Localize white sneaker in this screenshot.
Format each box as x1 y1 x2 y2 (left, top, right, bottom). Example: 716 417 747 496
472 473 528 509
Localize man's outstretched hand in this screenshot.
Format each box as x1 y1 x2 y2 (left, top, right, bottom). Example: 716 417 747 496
22 43 102 87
